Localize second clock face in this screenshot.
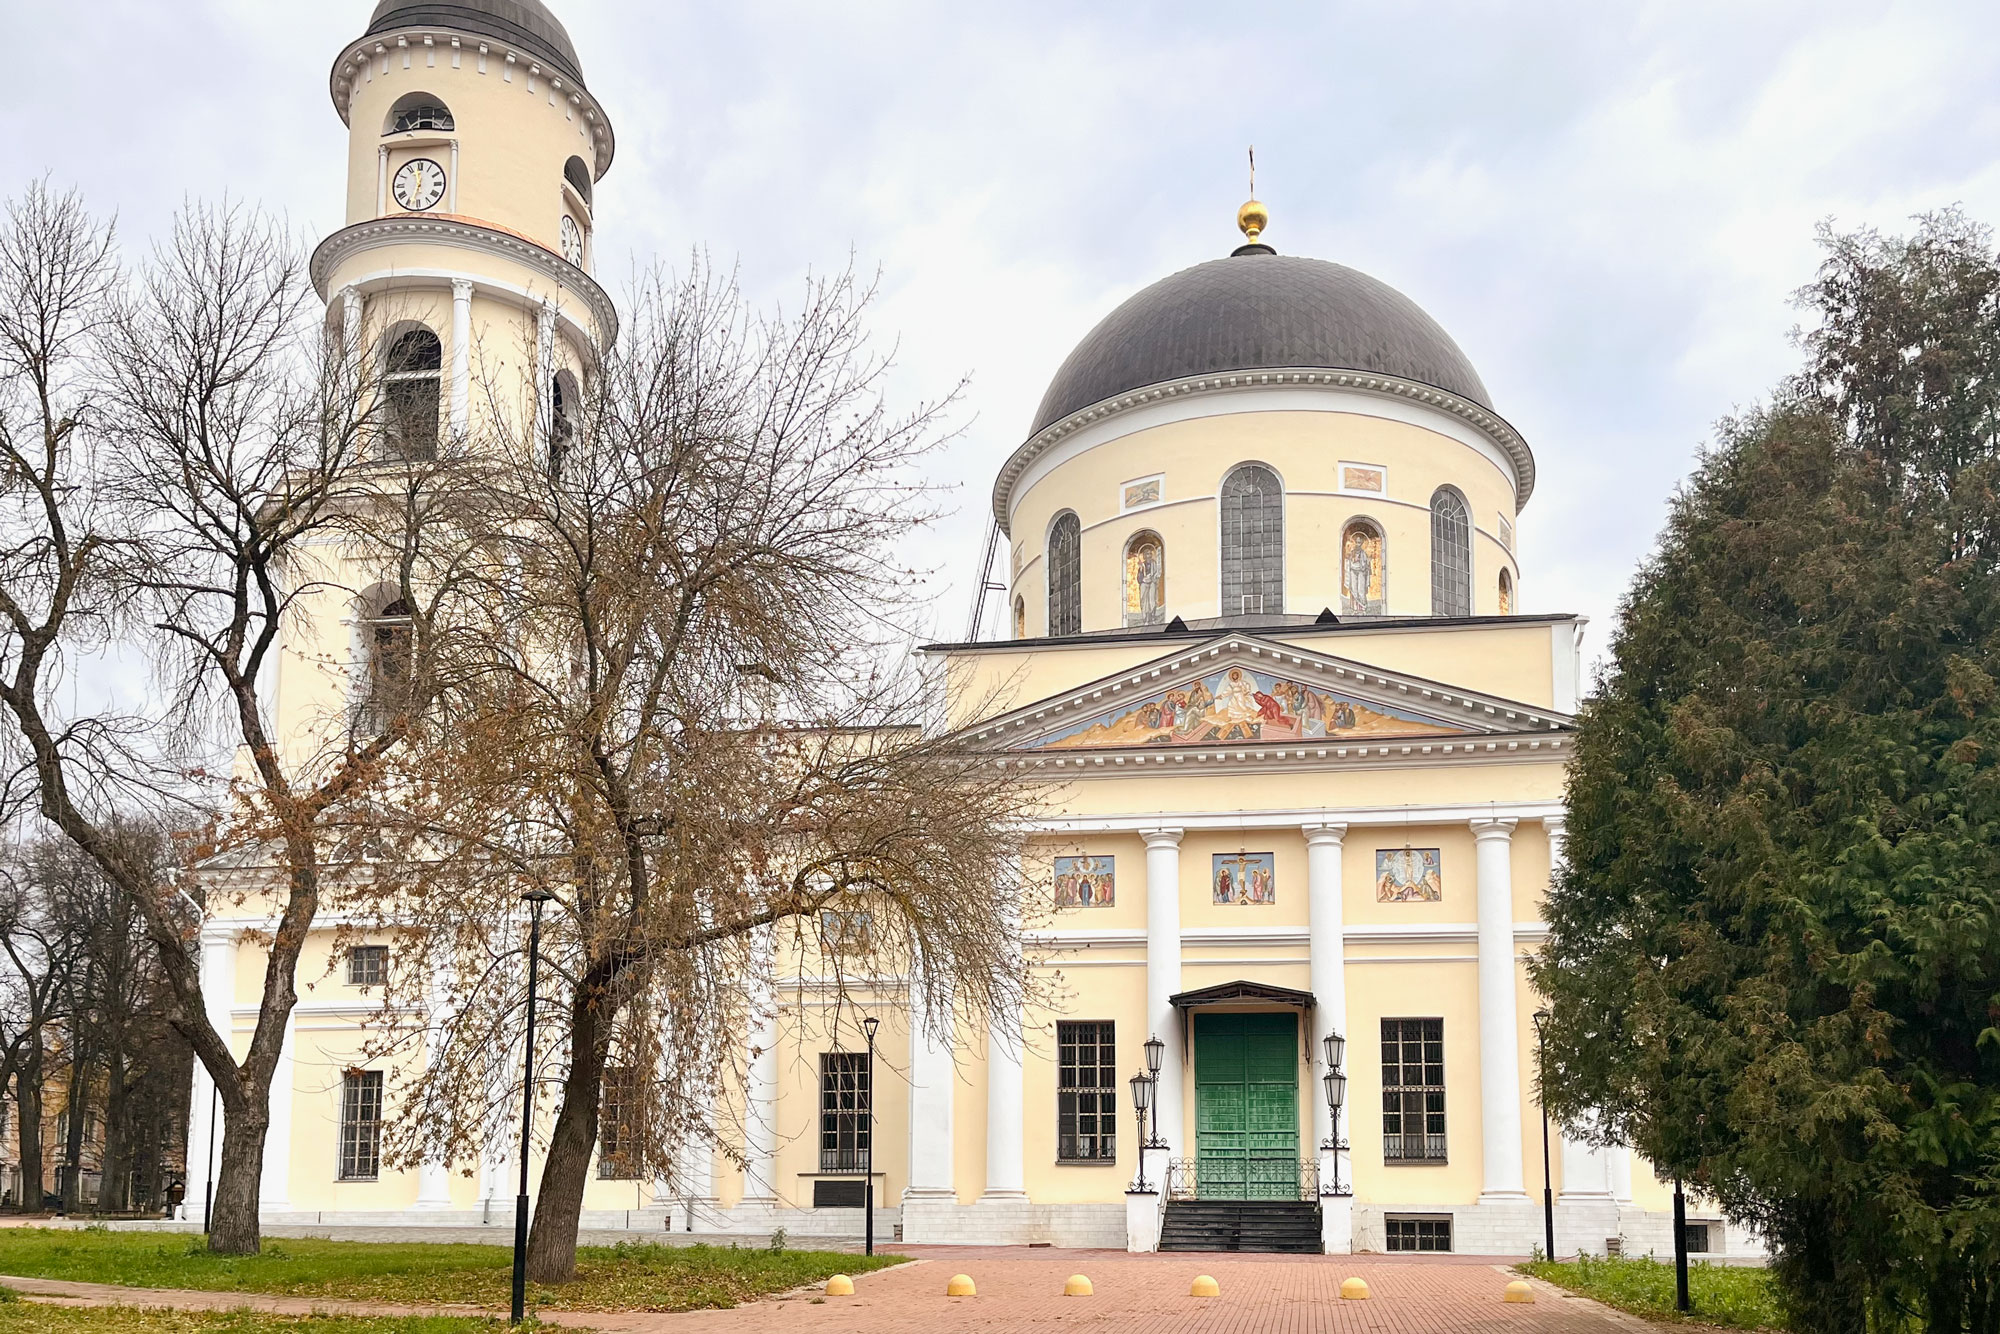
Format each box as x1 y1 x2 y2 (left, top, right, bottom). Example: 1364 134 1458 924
561 215 585 266
393 158 447 212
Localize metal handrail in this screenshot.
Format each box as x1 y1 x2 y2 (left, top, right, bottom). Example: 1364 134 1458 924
1166 1157 1321 1203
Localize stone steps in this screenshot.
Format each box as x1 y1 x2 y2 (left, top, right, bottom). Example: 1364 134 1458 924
1159 1201 1322 1253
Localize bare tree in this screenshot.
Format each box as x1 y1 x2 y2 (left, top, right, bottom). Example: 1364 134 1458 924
0 183 475 1252
0 848 81 1210
349 263 1043 1282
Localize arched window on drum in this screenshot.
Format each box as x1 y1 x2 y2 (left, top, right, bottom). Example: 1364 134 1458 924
1122 531 1166 627
1219 463 1283 617
1429 486 1472 617
357 585 416 731
1046 511 1081 636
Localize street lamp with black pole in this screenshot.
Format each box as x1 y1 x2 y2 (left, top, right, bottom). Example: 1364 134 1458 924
1320 1031 1347 1195
1142 1034 1165 1146
1532 1008 1556 1262
1673 1177 1691 1313
861 1015 880 1257
510 888 556 1326
1128 1071 1153 1191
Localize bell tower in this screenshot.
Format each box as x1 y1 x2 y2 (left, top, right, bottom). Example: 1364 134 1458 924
313 0 618 457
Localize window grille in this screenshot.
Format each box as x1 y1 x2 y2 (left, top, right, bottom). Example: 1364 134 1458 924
1047 511 1081 636
382 328 442 461
338 1071 384 1181
819 1053 870 1173
1381 1018 1447 1162
390 102 455 133
346 945 388 987
1683 1223 1712 1254
1057 1021 1116 1161
1220 464 1283 617
1430 488 1471 616
598 1067 638 1178
1386 1215 1453 1251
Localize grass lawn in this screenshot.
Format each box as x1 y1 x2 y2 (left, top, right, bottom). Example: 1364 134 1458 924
1520 1255 1786 1330
0 1230 901 1314
0 1288 507 1334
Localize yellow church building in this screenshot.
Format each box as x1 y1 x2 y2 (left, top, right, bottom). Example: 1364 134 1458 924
183 0 1752 1259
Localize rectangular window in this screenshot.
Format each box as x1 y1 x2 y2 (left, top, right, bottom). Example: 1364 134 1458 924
347 945 388 987
1381 1018 1447 1162
1057 1021 1117 1162
819 1052 870 1173
1386 1215 1453 1252
1683 1223 1712 1254
338 1070 384 1181
598 1066 638 1179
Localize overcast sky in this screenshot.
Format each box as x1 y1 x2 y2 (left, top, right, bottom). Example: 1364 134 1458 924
6 0 1998 682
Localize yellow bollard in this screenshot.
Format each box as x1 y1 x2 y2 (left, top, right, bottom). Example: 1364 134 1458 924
1063 1274 1094 1297
946 1274 977 1297
1340 1277 1371 1300
1504 1279 1536 1304
1190 1275 1221 1298
824 1274 855 1296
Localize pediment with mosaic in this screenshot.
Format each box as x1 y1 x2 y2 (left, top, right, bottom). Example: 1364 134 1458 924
1033 665 1473 749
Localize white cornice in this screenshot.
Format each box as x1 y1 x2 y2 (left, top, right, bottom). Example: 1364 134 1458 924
328 30 616 179
1023 800 1566 832
1025 922 1549 949
992 369 1538 534
310 215 619 351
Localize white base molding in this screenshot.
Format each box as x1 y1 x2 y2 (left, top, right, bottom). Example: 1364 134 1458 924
902 1196 1125 1248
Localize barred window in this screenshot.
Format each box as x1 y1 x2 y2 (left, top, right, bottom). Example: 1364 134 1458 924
338 1071 384 1181
1382 1018 1447 1162
382 327 442 462
598 1066 638 1178
346 945 388 987
1220 464 1283 616
1429 487 1471 616
819 1052 870 1173
1386 1215 1453 1252
1047 511 1082 636
1057 1021 1116 1162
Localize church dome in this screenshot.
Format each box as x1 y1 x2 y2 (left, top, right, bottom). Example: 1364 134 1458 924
1030 251 1491 437
367 1 586 91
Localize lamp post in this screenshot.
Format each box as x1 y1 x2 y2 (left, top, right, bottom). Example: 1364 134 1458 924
1320 1031 1347 1195
1532 1008 1555 1262
1673 1177 1691 1313
511 888 555 1326
1128 1071 1153 1191
1142 1034 1165 1147
861 1015 880 1257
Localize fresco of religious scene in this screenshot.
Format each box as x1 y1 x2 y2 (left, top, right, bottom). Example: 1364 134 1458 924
1341 522 1385 615
1213 851 1276 904
1375 847 1443 902
1053 855 1115 908
1036 664 1467 749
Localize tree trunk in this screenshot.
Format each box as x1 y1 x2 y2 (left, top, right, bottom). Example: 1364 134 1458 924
101 1054 128 1213
523 981 611 1284
18 1052 44 1210
61 1040 88 1213
207 1100 269 1255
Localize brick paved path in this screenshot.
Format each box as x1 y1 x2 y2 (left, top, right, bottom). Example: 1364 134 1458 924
2 1250 1664 1333
542 1249 1652 1333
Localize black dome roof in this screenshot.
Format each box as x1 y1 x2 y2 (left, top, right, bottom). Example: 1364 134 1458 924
368 1 585 91
1030 251 1490 436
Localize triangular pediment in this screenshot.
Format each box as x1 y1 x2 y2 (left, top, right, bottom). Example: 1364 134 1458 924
965 633 1572 754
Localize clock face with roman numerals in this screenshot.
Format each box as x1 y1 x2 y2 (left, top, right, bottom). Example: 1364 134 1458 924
561 215 585 266
392 158 447 212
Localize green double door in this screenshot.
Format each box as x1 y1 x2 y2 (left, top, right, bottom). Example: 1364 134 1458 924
1193 1012 1301 1200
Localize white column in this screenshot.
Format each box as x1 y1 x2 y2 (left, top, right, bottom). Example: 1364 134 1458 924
1304 823 1348 1150
341 286 364 380
1609 1146 1634 1203
259 1004 294 1211
982 898 1026 1201
905 974 956 1200
741 934 779 1205
1472 816 1526 1199
184 925 238 1221
1142 828 1184 1153
412 944 456 1209
450 279 473 438
534 303 556 447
